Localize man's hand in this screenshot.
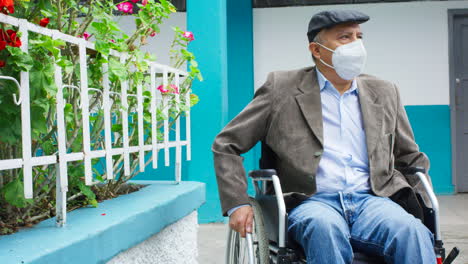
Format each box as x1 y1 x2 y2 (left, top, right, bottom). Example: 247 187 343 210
229 205 254 238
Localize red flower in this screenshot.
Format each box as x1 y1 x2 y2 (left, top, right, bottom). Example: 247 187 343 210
0 0 14 14
0 60 5 67
0 40 6 51
131 0 138 2
141 0 148 5
0 29 21 48
6 29 21 47
39 18 50 27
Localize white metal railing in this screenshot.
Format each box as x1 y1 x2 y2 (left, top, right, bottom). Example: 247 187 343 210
0 14 191 226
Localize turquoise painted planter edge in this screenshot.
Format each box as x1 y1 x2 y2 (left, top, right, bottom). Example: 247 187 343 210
0 181 206 264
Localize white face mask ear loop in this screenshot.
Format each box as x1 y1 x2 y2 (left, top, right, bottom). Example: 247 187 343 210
314 42 335 69
315 42 335 53
319 58 335 69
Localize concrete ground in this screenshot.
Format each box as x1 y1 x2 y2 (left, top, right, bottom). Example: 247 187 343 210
198 194 468 264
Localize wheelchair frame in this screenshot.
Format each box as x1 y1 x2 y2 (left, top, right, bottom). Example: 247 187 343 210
226 167 460 264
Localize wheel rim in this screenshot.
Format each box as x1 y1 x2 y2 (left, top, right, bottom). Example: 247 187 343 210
228 220 261 264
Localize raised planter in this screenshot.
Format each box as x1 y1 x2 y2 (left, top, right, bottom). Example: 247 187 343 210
0 181 205 264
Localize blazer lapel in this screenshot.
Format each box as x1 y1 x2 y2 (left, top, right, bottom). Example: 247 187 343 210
295 67 324 147
357 77 383 157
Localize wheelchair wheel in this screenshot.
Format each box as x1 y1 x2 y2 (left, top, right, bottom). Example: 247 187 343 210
226 197 269 264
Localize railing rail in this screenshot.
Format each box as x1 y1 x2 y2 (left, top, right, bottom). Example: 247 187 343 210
0 14 191 226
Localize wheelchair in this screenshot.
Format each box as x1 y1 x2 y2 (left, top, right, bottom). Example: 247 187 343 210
225 144 460 264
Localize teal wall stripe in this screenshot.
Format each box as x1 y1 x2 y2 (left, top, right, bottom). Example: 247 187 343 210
405 105 454 194
186 0 229 223
226 0 258 200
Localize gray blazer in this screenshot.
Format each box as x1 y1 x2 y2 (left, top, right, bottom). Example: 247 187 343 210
212 66 432 217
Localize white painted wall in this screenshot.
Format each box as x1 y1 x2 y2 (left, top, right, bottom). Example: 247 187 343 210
118 12 187 66
253 1 468 105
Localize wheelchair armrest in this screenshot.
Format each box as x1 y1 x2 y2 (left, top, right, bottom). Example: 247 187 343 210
396 166 442 242
248 169 277 180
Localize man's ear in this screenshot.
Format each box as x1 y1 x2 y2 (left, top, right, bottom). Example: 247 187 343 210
309 42 320 61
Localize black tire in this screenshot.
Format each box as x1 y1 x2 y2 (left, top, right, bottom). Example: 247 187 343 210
225 197 269 264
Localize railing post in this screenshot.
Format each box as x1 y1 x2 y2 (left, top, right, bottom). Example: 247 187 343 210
150 65 158 169
163 68 170 167
175 73 181 184
121 53 131 176
54 35 68 226
55 163 67 227
137 81 145 172
19 20 33 199
102 60 114 180
80 40 93 186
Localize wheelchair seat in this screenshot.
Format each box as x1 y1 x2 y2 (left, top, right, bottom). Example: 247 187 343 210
256 193 386 264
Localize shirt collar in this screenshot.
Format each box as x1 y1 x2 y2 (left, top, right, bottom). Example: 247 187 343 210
316 68 358 94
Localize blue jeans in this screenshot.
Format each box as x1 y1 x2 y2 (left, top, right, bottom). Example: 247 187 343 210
288 191 435 264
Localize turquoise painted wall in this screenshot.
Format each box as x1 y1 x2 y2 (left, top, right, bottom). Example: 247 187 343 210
186 0 228 223
405 105 454 194
184 0 255 223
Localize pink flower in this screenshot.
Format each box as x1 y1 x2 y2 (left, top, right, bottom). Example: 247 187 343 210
110 39 116 43
170 84 179 94
157 85 169 93
117 2 133 14
157 84 179 94
82 32 90 40
147 29 157 37
142 0 148 5
182 31 194 42
131 0 138 2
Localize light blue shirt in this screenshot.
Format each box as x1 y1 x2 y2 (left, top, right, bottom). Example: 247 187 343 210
227 70 371 216
315 69 370 193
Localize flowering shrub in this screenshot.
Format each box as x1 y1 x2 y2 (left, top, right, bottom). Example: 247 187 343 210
0 0 201 234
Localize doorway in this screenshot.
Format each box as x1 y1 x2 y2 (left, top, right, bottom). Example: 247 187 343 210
449 9 468 192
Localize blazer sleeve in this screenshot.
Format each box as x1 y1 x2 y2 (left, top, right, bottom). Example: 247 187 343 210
212 72 275 216
392 84 433 206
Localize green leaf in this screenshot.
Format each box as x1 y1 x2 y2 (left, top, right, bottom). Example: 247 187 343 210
112 123 122 132
109 58 128 81
30 66 56 97
89 199 98 208
78 181 96 201
30 105 48 136
90 21 107 36
1 178 33 208
6 46 34 71
190 93 199 107
95 40 110 55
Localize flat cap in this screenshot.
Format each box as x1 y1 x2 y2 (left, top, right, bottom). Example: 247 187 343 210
307 10 370 43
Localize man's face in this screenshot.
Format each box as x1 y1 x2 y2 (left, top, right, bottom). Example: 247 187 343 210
310 22 363 66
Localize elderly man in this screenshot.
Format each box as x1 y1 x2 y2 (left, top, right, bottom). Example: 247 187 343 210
212 10 435 263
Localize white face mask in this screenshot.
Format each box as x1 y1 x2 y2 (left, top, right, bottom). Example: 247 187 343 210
316 39 367 80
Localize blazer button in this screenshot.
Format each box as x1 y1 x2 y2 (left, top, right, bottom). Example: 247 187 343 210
314 151 323 157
